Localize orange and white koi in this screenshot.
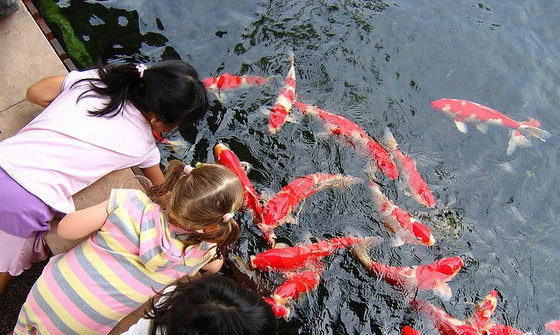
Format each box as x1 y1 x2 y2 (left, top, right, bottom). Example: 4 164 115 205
251 236 382 272
546 320 560 334
259 173 359 244
383 127 435 207
264 267 324 319
507 118 542 155
294 101 399 180
269 52 296 134
203 73 271 92
402 326 423 335
431 99 551 141
483 324 525 335
213 143 264 223
467 290 498 330
353 245 462 300
411 298 479 335
369 181 435 247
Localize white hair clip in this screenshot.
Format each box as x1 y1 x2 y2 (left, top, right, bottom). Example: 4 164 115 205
136 64 148 78
183 164 194 174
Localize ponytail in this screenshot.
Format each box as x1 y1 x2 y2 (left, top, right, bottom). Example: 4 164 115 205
74 60 209 127
148 161 244 258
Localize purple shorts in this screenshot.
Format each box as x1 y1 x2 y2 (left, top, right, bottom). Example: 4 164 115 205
0 167 56 274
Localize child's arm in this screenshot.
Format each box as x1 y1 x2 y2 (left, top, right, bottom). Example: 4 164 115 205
57 200 109 240
200 258 224 275
26 75 66 107
140 164 165 187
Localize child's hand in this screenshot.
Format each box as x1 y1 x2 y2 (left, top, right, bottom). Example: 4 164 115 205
200 258 224 275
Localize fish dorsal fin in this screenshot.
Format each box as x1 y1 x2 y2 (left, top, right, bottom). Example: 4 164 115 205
475 123 489 134
433 283 452 301
454 121 468 133
392 234 406 247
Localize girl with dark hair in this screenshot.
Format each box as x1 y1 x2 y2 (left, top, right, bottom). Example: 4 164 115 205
13 162 245 335
0 60 209 292
122 275 277 335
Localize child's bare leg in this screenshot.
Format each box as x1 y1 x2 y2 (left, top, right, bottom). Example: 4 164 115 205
0 271 13 294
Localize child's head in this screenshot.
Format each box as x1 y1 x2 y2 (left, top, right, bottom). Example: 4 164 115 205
147 274 277 335
149 161 244 257
79 60 209 129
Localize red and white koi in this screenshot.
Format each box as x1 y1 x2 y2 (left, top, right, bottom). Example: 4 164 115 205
411 298 479 335
269 52 296 134
431 99 551 141
402 326 423 335
546 320 560 334
507 118 542 155
369 181 435 247
467 290 498 330
251 236 382 272
383 127 436 208
353 245 462 300
203 73 271 92
213 143 264 223
295 101 399 180
259 173 359 244
264 267 324 319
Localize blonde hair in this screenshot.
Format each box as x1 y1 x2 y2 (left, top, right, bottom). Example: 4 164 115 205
148 160 244 257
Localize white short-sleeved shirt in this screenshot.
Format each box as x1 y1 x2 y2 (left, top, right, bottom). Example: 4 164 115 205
121 285 176 335
0 69 160 213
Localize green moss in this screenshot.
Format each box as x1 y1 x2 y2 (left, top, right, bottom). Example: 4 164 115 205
34 0 94 69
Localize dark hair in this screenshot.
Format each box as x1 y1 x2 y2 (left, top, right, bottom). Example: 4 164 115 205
148 161 244 258
74 60 209 127
146 275 277 335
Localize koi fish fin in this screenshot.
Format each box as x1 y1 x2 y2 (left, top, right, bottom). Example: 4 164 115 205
454 121 468 133
518 124 551 141
364 164 378 181
282 214 298 225
475 123 489 134
163 140 190 158
506 133 532 156
392 234 406 247
239 161 253 174
258 106 271 116
433 283 453 301
383 127 398 150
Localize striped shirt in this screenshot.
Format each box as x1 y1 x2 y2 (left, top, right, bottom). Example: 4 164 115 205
14 189 216 335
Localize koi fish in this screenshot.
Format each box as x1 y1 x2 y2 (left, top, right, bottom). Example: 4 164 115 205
353 245 462 300
402 326 423 335
507 118 541 155
294 101 398 180
383 128 436 208
213 143 264 223
263 297 291 319
411 298 479 335
369 181 435 247
467 290 498 330
259 173 360 244
269 52 296 134
483 324 525 335
203 73 271 92
265 267 324 319
431 99 551 141
546 320 560 334
226 254 272 297
251 236 382 272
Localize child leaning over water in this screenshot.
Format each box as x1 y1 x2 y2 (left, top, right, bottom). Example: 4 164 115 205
0 60 209 292
13 161 244 335
121 274 277 335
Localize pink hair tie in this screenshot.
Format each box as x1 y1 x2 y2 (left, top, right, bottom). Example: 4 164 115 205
136 64 148 78
222 212 234 222
183 164 194 174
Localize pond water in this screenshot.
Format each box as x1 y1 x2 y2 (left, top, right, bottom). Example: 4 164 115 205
34 0 560 333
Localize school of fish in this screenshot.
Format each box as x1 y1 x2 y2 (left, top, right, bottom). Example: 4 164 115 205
169 53 552 332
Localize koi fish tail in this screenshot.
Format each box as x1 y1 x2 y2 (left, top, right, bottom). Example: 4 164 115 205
287 49 295 67
506 132 532 156
383 127 398 151
518 124 551 141
350 237 383 267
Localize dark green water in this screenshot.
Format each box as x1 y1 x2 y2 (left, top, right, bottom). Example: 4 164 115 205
33 1 560 334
